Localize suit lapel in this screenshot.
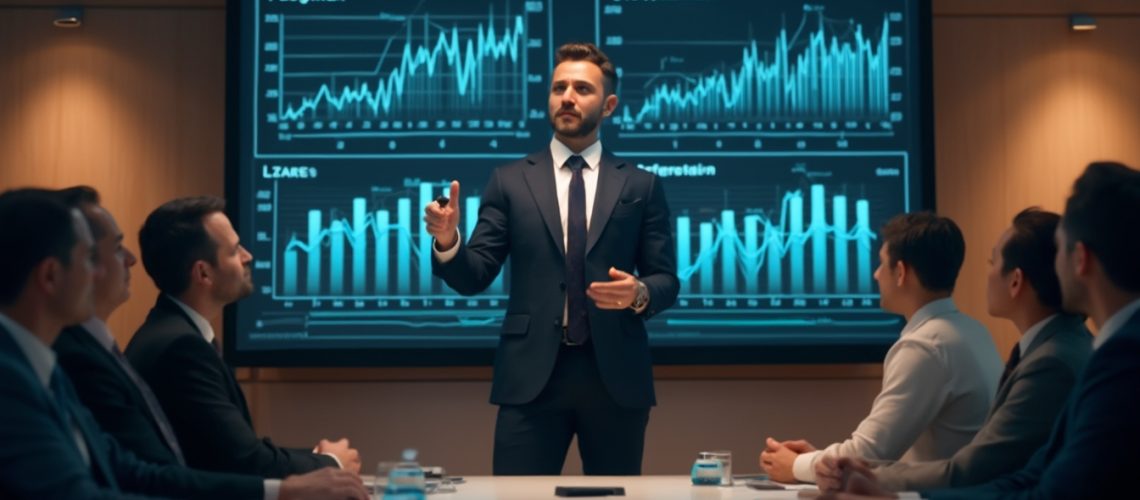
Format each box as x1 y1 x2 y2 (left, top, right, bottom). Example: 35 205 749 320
61 374 119 489
522 150 566 256
1023 314 1077 358
586 150 630 255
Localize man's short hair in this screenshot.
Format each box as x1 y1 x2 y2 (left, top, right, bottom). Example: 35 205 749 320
0 189 80 305
880 211 966 293
1001 208 1063 310
56 186 105 241
138 196 226 296
1061 162 1140 292
555 42 618 95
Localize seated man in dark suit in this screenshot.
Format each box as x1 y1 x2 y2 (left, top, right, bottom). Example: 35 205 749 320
126 196 360 478
0 188 368 499
820 161 1140 500
815 208 1092 492
52 186 186 466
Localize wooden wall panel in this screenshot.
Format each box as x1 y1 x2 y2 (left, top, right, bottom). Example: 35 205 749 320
935 17 1140 357
0 7 225 345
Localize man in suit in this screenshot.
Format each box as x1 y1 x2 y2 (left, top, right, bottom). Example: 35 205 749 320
0 188 368 499
820 162 1140 500
762 213 1002 483
423 42 679 475
51 186 186 466
125 196 362 478
814 208 1092 491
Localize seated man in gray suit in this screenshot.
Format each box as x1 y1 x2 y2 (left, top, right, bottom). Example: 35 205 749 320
815 208 1092 491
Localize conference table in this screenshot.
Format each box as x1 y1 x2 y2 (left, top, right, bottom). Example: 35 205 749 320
377 476 819 499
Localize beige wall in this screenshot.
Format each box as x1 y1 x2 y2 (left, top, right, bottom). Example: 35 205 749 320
1 0 1138 475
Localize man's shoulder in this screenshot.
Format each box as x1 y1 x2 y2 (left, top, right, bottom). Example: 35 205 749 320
910 312 990 344
1027 320 1092 367
128 307 200 354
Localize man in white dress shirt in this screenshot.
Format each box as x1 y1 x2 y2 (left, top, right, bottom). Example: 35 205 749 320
761 212 1002 483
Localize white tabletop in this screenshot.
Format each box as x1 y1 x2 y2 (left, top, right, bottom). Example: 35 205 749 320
405 476 817 499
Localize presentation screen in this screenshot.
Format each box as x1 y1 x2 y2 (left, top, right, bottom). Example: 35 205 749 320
226 0 934 365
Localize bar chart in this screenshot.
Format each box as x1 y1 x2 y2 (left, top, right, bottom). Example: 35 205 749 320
675 184 876 297
274 179 505 299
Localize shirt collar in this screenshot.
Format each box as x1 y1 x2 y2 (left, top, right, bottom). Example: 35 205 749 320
901 297 958 335
550 137 602 171
80 317 117 352
166 295 215 344
1094 297 1140 350
0 312 56 390
1018 314 1058 355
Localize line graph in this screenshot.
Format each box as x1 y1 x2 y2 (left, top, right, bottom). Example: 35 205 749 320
254 0 551 157
600 0 910 152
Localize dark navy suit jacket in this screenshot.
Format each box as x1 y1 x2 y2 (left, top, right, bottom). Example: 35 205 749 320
925 309 1140 499
126 295 336 477
0 323 261 498
54 324 182 465
433 149 679 408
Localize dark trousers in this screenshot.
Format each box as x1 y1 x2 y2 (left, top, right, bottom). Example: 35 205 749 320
492 342 651 475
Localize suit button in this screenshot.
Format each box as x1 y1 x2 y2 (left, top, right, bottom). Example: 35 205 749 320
559 282 566 290
553 318 560 326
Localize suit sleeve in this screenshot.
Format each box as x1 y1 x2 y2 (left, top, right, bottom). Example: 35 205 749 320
152 334 334 477
55 338 178 465
876 354 1078 491
925 335 1140 500
0 359 157 499
432 167 511 295
81 403 266 499
634 173 679 319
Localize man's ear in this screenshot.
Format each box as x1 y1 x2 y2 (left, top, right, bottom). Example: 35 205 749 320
189 260 212 288
32 258 65 296
1073 241 1091 277
1008 268 1024 299
894 260 907 288
602 93 618 118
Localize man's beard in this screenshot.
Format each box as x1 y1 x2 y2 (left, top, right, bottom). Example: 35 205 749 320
550 108 602 137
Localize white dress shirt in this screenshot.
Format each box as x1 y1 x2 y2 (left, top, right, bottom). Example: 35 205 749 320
0 312 91 465
792 298 1003 482
1093 297 1140 350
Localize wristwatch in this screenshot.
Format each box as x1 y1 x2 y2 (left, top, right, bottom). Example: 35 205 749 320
629 280 650 311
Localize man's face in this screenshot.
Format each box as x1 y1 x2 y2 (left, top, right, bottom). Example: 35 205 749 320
87 205 137 316
874 242 901 314
54 210 97 324
548 60 615 140
986 228 1015 318
1054 225 1086 314
202 212 253 305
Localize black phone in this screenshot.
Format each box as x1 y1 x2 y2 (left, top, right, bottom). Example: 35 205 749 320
745 479 786 490
554 486 626 497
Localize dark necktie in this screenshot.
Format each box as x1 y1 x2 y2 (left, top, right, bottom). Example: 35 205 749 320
565 155 591 344
51 366 118 489
110 343 186 465
998 344 1021 391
